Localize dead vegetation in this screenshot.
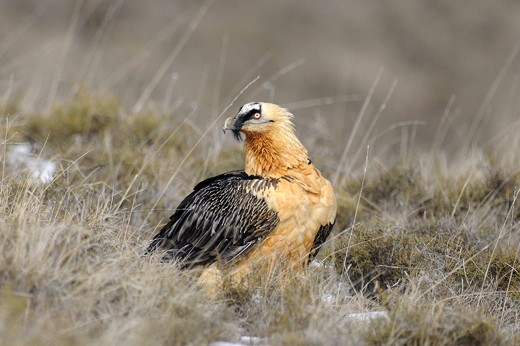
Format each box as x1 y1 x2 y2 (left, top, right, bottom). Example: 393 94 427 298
0 90 519 345
1 1 520 344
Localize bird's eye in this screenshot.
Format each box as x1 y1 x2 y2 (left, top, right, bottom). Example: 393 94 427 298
252 113 261 120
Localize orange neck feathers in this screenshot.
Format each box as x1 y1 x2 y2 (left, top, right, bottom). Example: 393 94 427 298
243 106 308 178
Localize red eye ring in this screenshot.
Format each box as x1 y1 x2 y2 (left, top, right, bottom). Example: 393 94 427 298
252 112 261 119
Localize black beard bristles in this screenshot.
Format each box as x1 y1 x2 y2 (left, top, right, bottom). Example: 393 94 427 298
232 130 243 141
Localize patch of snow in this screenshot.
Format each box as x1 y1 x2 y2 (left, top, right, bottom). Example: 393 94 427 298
239 336 264 344
250 291 263 305
6 143 56 183
344 310 388 321
309 260 323 268
210 336 265 346
321 293 335 304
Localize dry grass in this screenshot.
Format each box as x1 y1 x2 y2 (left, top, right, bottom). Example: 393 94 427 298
1 2 520 344
0 89 519 345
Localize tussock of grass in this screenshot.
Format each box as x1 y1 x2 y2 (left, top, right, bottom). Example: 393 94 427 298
430 161 520 220
0 92 519 344
334 218 520 299
25 89 120 141
366 293 504 346
345 164 429 215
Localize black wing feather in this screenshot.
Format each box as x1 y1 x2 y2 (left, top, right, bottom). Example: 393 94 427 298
147 170 279 268
308 221 335 263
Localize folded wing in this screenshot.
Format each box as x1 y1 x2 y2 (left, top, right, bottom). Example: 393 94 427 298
147 170 279 268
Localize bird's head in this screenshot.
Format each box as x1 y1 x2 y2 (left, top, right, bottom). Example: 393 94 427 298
223 102 293 141
223 102 307 176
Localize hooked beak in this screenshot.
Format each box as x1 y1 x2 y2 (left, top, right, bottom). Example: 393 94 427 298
222 116 236 133
222 116 243 141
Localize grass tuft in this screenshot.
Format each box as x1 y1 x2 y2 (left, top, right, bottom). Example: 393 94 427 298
365 296 504 346
26 88 120 143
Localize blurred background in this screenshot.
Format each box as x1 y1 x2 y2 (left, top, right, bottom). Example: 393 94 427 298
1 0 520 170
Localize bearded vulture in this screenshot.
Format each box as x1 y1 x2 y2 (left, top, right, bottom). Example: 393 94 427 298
147 102 336 289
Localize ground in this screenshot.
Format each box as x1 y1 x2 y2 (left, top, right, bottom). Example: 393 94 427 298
1 3 520 343
0 90 518 345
